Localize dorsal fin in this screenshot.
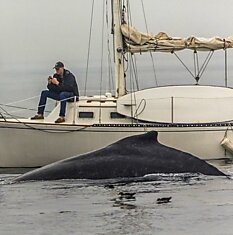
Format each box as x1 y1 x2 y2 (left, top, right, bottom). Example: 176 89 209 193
116 131 158 145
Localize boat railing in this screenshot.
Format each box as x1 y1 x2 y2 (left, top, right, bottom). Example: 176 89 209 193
0 95 79 120
0 95 40 119
130 96 233 123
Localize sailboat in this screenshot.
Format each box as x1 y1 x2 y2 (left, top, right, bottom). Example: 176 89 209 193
1 0 233 167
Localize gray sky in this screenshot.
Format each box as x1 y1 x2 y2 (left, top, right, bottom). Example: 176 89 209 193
1 0 233 100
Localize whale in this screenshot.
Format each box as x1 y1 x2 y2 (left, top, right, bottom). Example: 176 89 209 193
14 131 226 182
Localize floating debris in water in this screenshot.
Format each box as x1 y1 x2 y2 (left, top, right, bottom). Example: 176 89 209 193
104 184 115 189
118 192 136 200
156 197 172 204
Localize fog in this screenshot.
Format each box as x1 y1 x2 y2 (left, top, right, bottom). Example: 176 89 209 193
0 0 233 101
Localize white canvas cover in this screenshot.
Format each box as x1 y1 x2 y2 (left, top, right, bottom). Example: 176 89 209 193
121 24 233 53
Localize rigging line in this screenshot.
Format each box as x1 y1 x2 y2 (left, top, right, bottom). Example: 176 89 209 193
5 95 40 106
129 53 135 123
193 51 197 78
84 0 95 96
150 53 158 86
107 44 114 92
0 106 50 115
194 51 200 83
140 0 149 33
131 54 140 91
99 0 105 97
106 0 114 92
130 55 137 93
0 105 90 133
198 50 214 79
124 1 140 94
124 0 133 93
0 104 38 112
0 95 77 115
173 52 195 79
225 48 228 87
98 0 105 123
124 53 129 72
195 51 200 77
131 55 138 123
123 54 130 93
140 0 158 87
0 112 29 119
126 0 130 24
123 2 131 73
123 2 139 92
126 1 133 33
126 2 140 92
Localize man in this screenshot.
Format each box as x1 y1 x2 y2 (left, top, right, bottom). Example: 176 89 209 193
31 61 79 123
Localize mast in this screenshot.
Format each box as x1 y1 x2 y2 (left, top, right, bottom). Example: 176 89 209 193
112 0 125 97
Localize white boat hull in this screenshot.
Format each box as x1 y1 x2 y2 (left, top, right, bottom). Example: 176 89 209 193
0 120 232 167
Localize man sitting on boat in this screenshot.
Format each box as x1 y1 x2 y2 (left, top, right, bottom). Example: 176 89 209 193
31 61 79 123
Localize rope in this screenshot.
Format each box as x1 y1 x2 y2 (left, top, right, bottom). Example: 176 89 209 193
106 0 114 93
0 95 78 120
195 51 200 79
124 1 136 96
134 99 146 119
0 100 90 134
140 0 158 86
99 0 105 96
173 52 195 79
225 48 228 87
98 0 106 123
0 95 44 117
123 2 156 92
131 54 140 91
193 51 197 78
5 95 39 105
0 104 37 113
197 50 214 81
174 50 215 84
128 52 135 123
84 0 95 96
193 51 200 83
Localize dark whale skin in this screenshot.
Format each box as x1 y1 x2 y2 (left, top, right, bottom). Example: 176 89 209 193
14 131 226 181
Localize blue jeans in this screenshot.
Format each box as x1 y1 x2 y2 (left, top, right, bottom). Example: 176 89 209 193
38 90 74 117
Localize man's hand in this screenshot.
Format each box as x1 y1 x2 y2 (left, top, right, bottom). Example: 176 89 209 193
51 77 59 85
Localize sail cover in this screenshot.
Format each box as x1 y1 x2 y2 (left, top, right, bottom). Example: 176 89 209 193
121 24 233 53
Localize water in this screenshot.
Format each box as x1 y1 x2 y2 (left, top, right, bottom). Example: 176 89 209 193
1 163 233 235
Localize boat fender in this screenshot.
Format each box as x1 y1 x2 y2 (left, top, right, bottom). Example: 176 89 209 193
221 137 233 155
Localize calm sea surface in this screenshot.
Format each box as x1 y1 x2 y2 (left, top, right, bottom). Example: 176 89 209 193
0 162 233 235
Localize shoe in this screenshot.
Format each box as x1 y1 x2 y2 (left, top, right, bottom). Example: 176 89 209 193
55 117 65 124
31 114 44 120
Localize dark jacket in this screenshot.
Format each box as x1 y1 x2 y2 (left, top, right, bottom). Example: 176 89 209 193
47 69 79 97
